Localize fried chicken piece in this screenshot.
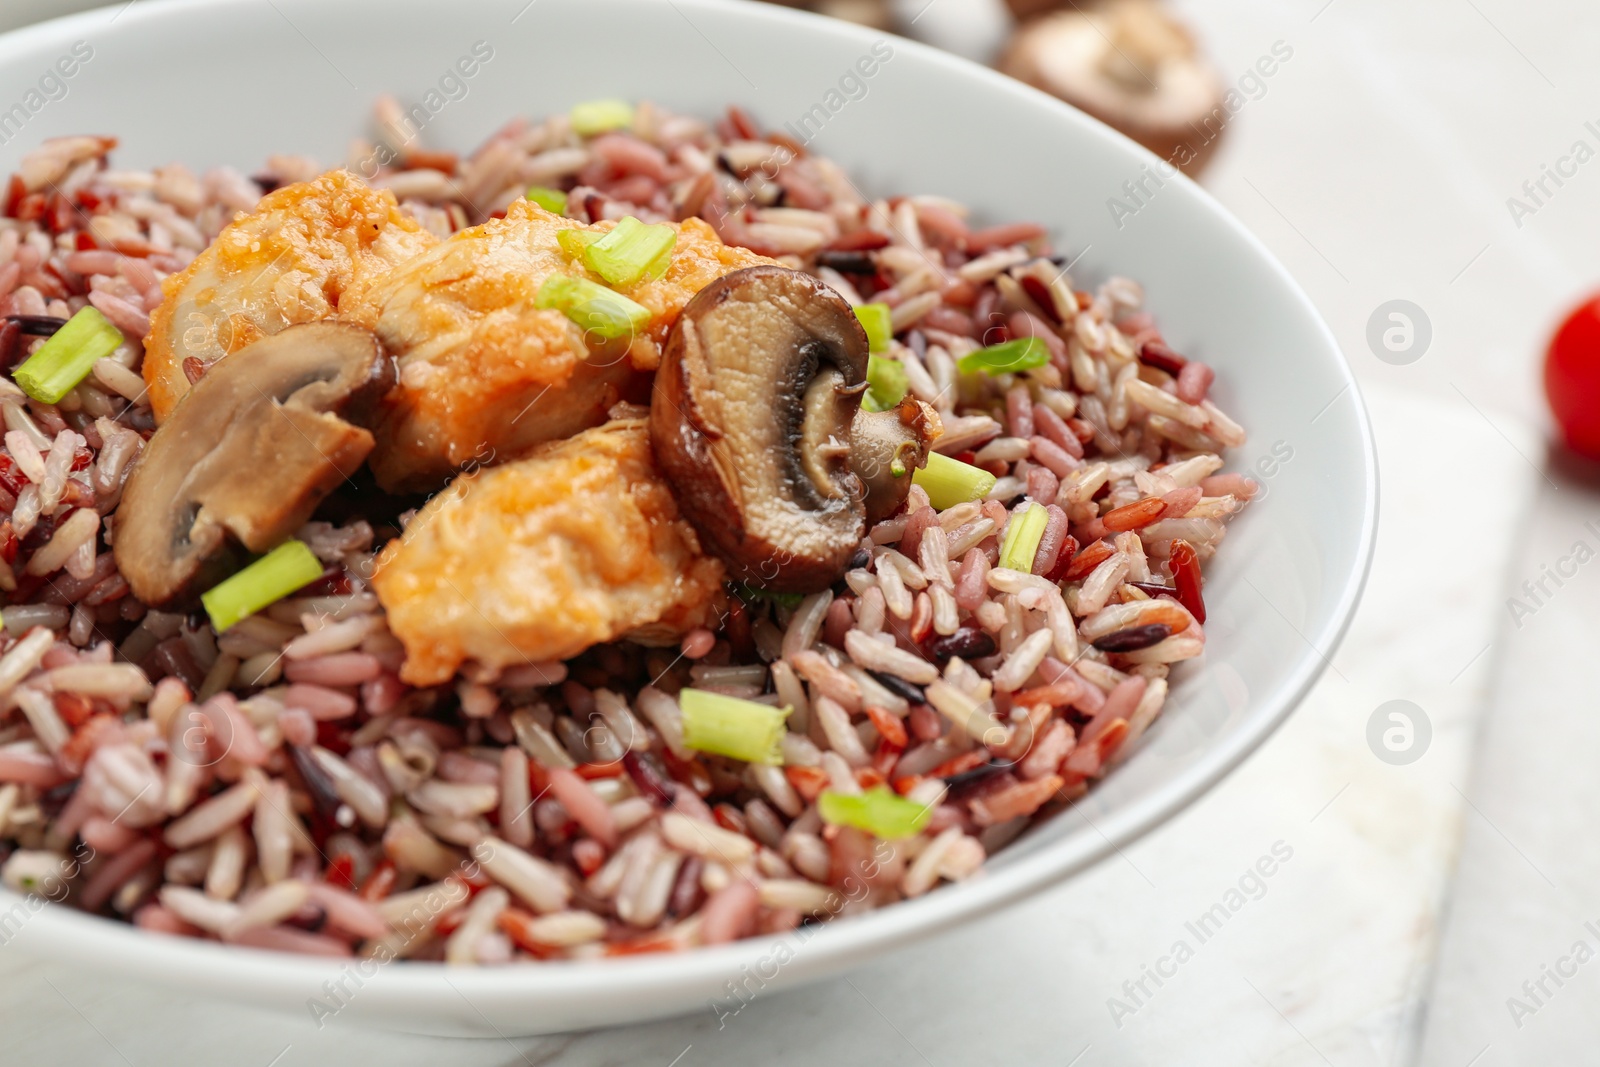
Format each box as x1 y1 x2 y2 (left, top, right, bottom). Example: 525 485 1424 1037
142 169 437 420
371 420 726 686
339 201 773 492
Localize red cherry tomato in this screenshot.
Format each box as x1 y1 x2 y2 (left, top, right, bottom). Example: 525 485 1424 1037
1546 294 1600 459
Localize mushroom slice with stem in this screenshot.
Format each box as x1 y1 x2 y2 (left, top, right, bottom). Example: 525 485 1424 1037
651 265 870 593
114 322 394 608
852 397 942 526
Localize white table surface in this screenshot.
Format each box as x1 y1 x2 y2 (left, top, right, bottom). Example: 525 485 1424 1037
2 0 1596 1064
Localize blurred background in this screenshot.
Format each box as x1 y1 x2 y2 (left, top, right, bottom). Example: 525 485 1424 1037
4 0 1597 1064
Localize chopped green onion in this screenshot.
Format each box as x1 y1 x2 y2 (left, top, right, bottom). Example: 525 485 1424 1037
854 303 893 353
535 274 651 342
998 501 1049 573
200 540 324 633
582 216 676 287
556 228 601 259
913 451 997 510
819 786 931 840
679 688 789 766
14 307 124 404
957 336 1049 376
862 354 909 413
526 186 569 214
569 99 633 136
738 583 804 610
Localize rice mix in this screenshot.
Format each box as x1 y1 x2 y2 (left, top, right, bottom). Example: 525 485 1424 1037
0 101 1252 962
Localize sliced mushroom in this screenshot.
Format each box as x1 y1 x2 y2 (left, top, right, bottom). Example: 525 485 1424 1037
999 0 1226 176
114 322 394 607
651 265 868 592
852 398 941 526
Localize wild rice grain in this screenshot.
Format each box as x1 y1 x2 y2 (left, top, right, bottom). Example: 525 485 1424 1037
788 650 862 713
80 838 158 913
308 747 387 829
782 591 832 659
14 688 69 759
472 836 570 913
283 652 383 687
499 747 534 849
253 778 295 884
954 549 990 613
680 628 716 659
843 631 940 686
407 779 498 819
234 925 356 957
758 878 838 914
158 885 241 935
992 629 1053 693
547 766 617 849
902 827 964 898
875 554 913 620
163 779 260 849
509 908 608 948
815 695 872 769
205 825 249 901
447 885 509 965
699 879 760 945
224 883 313 940
25 508 101 576
42 663 153 702
751 762 803 818
661 812 756 866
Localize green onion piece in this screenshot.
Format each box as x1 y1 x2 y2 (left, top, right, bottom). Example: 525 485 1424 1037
998 501 1050 573
679 688 789 766
526 186 569 214
200 540 324 633
570 99 633 136
534 274 651 342
738 583 804 610
583 216 677 287
556 228 601 259
862 354 909 414
913 451 998 510
14 307 124 404
854 303 893 354
819 786 931 840
957 336 1049 376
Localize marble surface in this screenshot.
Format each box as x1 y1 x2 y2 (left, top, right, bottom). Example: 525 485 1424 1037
1 0 1594 1064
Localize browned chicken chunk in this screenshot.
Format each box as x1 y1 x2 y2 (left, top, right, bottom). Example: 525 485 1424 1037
142 169 437 419
371 420 726 686
339 201 774 491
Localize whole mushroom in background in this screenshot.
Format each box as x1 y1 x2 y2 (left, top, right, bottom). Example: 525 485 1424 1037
760 0 895 30
1000 0 1228 176
752 0 1230 178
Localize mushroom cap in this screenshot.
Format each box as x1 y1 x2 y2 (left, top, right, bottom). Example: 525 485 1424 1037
113 321 394 608
853 398 942 526
651 265 869 593
999 0 1226 176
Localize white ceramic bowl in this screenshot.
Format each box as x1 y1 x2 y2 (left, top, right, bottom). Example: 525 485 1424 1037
0 0 1376 1036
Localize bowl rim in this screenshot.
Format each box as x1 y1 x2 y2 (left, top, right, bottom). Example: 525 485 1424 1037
0 0 1379 1010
